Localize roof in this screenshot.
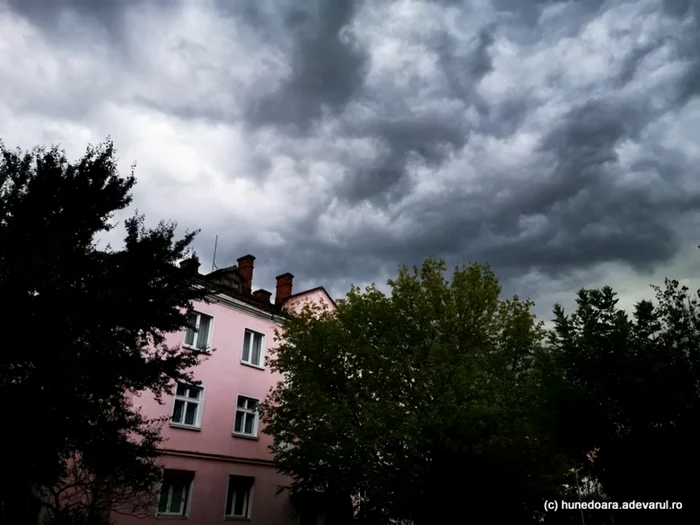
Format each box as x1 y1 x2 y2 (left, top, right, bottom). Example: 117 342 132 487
192 273 285 317
188 272 335 318
206 264 243 279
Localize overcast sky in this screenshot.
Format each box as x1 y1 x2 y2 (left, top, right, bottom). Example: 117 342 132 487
1 0 699 320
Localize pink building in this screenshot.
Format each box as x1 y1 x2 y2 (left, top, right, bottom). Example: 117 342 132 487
113 254 335 525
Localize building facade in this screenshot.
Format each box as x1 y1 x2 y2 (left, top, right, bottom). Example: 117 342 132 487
112 254 334 525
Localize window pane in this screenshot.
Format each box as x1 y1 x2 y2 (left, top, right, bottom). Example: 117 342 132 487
225 481 235 515
157 484 169 513
184 314 197 346
226 476 250 517
244 413 254 435
172 400 184 423
187 387 200 399
170 482 185 514
226 478 251 517
234 411 243 433
251 333 262 365
242 331 251 362
237 396 247 408
233 488 246 516
197 315 211 350
176 384 187 397
184 402 197 425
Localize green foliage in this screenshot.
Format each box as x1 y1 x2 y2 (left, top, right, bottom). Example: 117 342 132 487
0 141 208 523
260 258 569 523
547 280 700 524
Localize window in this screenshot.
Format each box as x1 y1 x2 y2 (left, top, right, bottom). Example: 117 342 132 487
296 511 325 525
184 312 213 351
157 470 193 517
224 475 254 518
233 396 259 437
241 329 265 367
171 383 204 428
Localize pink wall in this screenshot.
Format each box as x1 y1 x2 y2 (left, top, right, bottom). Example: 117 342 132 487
114 288 335 524
286 289 335 313
114 456 295 524
132 298 285 460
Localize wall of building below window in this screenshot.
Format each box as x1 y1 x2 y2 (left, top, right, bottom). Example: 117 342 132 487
111 454 297 525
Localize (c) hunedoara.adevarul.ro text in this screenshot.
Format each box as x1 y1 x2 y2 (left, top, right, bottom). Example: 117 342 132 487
543 500 682 512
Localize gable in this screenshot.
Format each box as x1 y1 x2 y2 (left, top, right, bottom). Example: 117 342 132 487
284 287 336 313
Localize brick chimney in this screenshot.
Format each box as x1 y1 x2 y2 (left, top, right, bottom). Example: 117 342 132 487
179 256 200 275
237 254 255 294
253 289 272 304
275 272 294 306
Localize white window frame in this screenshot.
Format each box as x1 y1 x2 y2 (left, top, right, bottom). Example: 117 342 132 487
183 311 214 352
241 328 265 368
156 472 194 518
170 382 205 429
233 395 260 438
223 475 254 519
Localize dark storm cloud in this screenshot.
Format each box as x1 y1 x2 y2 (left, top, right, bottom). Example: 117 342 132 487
285 1 700 287
661 0 698 18
381 90 700 279
187 0 700 296
247 7 497 204
244 0 369 131
327 27 500 205
2 0 700 307
336 110 471 205
430 28 494 102
5 0 140 42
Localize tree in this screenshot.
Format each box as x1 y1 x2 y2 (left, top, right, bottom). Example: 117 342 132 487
0 141 208 524
547 282 700 524
260 258 570 524
38 451 160 525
